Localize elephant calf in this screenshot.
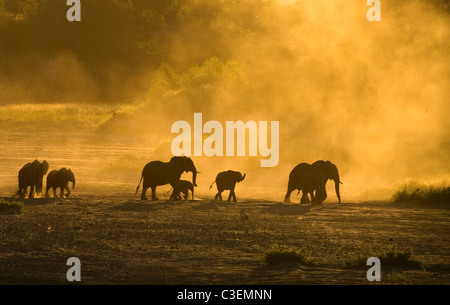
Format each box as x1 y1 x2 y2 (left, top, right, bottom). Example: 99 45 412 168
46 168 76 199
296 169 326 204
169 180 194 201
210 170 246 202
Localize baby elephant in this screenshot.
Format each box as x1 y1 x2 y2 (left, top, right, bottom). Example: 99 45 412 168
46 168 76 198
210 170 246 202
170 180 194 201
297 169 326 204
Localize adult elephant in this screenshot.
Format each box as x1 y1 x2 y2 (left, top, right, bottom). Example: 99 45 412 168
284 160 342 204
46 168 76 198
16 159 49 198
210 170 246 202
136 156 197 201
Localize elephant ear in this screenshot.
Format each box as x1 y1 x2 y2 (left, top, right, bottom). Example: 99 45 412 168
182 157 190 172
170 156 187 172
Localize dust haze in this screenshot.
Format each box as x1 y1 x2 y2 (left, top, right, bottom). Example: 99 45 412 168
0 0 449 201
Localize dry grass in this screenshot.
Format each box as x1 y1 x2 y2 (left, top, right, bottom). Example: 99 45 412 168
262 244 316 267
0 198 24 213
392 180 450 204
0 103 131 128
344 244 423 270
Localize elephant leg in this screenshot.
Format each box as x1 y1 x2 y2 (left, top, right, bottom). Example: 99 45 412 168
191 188 194 201
300 191 310 204
45 187 50 198
227 190 232 202
60 187 65 198
310 192 315 204
232 189 237 202
215 191 222 201
52 187 57 198
300 192 308 204
29 185 35 198
284 184 295 203
19 188 25 199
141 184 149 200
183 190 188 200
173 190 182 201
151 186 158 201
65 184 71 197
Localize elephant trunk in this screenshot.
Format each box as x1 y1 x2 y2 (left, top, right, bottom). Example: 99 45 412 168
72 180 76 189
191 166 197 187
334 179 341 204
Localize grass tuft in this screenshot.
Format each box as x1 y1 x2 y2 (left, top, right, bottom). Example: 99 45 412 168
344 244 423 270
0 198 25 213
262 244 316 266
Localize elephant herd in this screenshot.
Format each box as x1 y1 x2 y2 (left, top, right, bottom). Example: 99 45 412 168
134 156 341 204
15 156 342 204
134 156 247 202
16 159 76 199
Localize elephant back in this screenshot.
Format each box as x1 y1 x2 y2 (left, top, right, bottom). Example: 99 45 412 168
18 162 37 186
46 170 58 186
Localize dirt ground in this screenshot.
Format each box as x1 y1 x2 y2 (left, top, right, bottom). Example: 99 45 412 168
0 196 449 285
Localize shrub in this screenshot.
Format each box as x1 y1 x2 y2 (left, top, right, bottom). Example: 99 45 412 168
262 244 316 266
0 198 24 213
344 244 423 270
392 183 450 204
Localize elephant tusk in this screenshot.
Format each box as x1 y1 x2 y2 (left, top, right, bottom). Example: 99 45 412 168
339 181 343 184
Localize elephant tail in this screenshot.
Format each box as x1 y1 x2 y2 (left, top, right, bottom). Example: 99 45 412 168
209 180 216 190
135 175 143 194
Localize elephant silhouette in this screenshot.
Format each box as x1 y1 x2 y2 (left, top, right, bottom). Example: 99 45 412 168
16 159 49 198
295 169 326 204
210 170 246 202
169 180 195 201
46 168 76 199
136 156 198 201
285 160 342 204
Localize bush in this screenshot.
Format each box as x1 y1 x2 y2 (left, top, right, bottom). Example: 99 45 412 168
262 244 316 266
344 244 422 270
0 198 24 214
392 180 450 204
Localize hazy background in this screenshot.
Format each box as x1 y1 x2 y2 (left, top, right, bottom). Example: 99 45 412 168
0 0 449 201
